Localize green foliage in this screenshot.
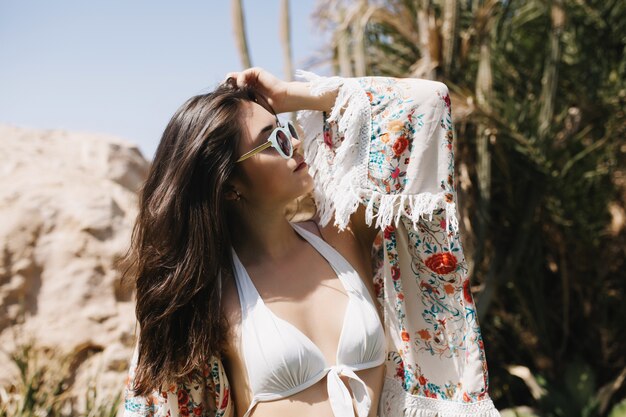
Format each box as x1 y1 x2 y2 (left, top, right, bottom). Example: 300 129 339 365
535 359 600 417
609 399 626 417
315 0 626 414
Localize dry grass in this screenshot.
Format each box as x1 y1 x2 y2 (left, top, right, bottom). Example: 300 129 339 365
0 331 122 417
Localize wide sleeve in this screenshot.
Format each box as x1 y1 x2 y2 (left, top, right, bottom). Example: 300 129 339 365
295 70 501 416
122 339 233 417
294 70 458 241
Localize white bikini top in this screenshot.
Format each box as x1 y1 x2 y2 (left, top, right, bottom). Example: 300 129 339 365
230 221 387 417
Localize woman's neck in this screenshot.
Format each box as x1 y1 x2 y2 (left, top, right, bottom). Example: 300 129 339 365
229 208 303 265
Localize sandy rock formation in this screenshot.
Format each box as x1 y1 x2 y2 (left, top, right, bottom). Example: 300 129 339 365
0 123 149 410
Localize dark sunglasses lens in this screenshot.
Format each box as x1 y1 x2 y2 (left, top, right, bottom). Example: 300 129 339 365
287 122 299 139
276 130 291 156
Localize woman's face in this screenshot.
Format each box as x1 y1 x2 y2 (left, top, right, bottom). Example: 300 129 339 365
228 100 314 207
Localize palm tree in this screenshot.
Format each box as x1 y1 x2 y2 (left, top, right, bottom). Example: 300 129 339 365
280 0 296 123
309 0 626 414
231 0 252 68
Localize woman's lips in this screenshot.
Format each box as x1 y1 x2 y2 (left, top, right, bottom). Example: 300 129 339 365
294 160 307 171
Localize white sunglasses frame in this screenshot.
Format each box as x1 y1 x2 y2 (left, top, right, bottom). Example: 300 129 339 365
235 119 297 163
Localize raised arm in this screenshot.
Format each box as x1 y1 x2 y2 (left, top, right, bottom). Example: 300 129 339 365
280 80 339 113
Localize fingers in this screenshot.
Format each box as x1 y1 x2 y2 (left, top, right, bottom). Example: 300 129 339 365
223 67 263 88
235 68 256 88
223 72 238 87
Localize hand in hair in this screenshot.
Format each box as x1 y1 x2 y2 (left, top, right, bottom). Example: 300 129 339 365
223 67 289 113
223 67 339 114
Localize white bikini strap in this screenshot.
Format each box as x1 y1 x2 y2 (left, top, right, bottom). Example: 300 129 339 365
290 222 363 295
230 247 260 313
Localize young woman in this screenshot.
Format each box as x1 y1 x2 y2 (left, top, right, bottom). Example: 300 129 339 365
123 67 501 417
123 67 386 417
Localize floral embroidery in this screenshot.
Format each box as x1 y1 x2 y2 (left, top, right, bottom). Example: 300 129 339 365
463 278 474 305
392 135 409 156
361 77 426 194
322 111 333 148
424 252 458 275
401 330 410 341
359 75 492 403
123 353 230 417
442 92 451 109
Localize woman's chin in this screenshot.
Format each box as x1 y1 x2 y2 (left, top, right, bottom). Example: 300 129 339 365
293 178 315 198
302 174 315 192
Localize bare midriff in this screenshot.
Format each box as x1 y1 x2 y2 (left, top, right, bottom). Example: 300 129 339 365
224 356 386 417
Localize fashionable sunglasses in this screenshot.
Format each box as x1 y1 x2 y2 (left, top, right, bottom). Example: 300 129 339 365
235 93 299 163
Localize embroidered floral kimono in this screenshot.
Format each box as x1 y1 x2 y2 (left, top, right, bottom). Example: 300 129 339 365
123 70 501 417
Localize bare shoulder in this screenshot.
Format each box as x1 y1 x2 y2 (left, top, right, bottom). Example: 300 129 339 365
294 215 361 255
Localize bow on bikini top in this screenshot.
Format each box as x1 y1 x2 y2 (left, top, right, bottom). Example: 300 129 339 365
230 221 387 417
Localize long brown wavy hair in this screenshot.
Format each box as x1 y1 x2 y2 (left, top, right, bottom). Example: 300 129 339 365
120 79 262 396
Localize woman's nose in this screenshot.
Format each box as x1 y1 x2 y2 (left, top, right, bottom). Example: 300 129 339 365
292 135 302 153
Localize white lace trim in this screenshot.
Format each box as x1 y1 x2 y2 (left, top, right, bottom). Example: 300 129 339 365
363 191 460 236
379 377 501 417
295 69 371 231
294 69 460 248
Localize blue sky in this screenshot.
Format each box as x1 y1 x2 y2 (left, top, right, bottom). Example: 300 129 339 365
0 1 331 161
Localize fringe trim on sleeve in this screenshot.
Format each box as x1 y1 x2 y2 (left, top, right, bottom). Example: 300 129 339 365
295 69 371 231
363 192 460 238
294 69 460 248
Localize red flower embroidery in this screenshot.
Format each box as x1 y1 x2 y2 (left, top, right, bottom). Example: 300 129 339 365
178 389 189 405
391 265 401 281
424 252 458 275
396 363 404 378
391 167 400 179
418 375 427 386
443 283 455 295
417 329 431 340
463 278 474 304
401 330 410 341
397 292 404 300
420 281 440 295
392 135 409 156
220 387 230 409
374 281 382 297
193 407 203 416
443 94 451 108
180 406 190 417
384 224 396 239
366 91 374 102
323 129 333 148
